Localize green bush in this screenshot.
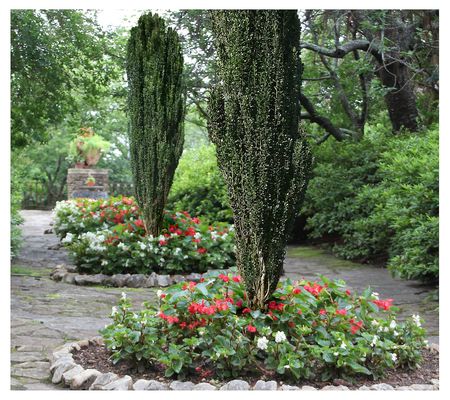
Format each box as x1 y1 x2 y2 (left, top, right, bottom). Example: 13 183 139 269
102 274 426 381
304 123 438 282
168 145 232 223
11 155 24 258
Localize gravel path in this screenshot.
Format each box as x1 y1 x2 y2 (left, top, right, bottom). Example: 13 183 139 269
10 210 438 390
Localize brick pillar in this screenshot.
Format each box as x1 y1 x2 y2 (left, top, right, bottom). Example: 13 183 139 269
67 169 109 199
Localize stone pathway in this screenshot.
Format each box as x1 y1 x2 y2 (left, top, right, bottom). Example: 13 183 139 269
11 210 439 390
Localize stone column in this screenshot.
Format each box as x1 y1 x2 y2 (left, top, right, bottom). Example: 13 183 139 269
67 169 109 199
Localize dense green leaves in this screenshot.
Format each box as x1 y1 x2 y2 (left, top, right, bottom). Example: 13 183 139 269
168 145 232 223
127 13 185 235
11 10 118 148
209 10 312 308
303 122 439 282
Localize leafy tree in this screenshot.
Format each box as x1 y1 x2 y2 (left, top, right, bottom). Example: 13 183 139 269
11 9 119 148
127 13 185 235
300 10 439 141
209 10 312 309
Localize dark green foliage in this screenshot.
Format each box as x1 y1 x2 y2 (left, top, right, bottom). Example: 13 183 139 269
11 10 117 148
11 153 25 258
304 123 438 282
209 10 312 308
168 145 232 223
127 13 185 235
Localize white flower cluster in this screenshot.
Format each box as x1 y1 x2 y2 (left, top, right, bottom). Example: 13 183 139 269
61 232 74 244
412 314 422 327
80 231 106 252
274 331 287 343
257 336 269 350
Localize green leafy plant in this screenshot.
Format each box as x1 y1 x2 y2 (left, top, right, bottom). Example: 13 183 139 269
303 123 438 282
168 145 232 223
127 13 185 235
101 274 427 381
209 10 312 308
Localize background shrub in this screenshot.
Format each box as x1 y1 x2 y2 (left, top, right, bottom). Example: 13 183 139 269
11 156 25 258
168 145 232 223
303 123 439 282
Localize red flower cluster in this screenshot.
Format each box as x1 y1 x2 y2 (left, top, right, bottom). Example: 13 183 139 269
247 324 257 333
158 312 179 324
304 283 324 296
187 299 231 316
268 301 285 311
197 247 207 254
182 281 197 291
218 274 230 283
372 298 394 311
336 309 347 316
293 287 302 295
349 318 363 334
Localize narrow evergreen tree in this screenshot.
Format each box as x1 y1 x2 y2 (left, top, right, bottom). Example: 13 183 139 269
209 10 312 309
127 13 185 235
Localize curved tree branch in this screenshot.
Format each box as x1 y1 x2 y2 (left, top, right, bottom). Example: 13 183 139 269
300 39 383 63
300 93 356 142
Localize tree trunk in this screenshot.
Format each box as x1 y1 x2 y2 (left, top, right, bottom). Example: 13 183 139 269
379 63 419 132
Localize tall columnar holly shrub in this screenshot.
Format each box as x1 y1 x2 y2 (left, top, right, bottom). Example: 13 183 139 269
127 13 185 235
209 10 312 309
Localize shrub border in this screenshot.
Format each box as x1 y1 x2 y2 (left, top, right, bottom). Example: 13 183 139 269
49 337 439 391
50 264 231 288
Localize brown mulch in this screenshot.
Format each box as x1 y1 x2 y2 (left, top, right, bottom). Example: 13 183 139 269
72 343 439 389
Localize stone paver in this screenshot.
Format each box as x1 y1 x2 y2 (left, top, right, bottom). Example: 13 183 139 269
11 210 439 390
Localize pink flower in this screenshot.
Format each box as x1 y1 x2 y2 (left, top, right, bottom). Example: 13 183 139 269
319 309 327 315
218 274 229 283
232 275 241 283
247 324 257 333
336 309 347 316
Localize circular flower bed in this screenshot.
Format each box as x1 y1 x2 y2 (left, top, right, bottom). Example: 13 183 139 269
53 196 235 274
101 273 427 382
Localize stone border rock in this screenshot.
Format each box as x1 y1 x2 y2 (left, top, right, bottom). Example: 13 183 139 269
50 338 440 391
50 265 232 288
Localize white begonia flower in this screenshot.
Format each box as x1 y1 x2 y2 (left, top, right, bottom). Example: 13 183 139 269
62 232 74 244
412 314 422 327
390 320 397 329
257 336 269 350
334 352 339 356
384 327 389 332
111 306 118 315
101 259 108 266
194 232 202 239
391 353 398 362
372 292 380 299
284 365 290 369
371 320 379 326
393 331 399 337
370 335 379 347
157 290 163 298
340 341 347 349
139 242 146 250
274 331 287 343
121 292 127 300
158 235 165 242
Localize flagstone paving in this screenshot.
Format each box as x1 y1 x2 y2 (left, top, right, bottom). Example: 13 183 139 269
10 210 438 390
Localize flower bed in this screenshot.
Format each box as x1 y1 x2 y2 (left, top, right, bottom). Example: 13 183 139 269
101 274 427 382
53 196 235 275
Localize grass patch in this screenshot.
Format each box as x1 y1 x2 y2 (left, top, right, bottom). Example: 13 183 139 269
11 265 50 277
46 293 61 300
286 245 365 269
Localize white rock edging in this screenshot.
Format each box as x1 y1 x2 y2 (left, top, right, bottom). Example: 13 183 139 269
50 338 440 391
